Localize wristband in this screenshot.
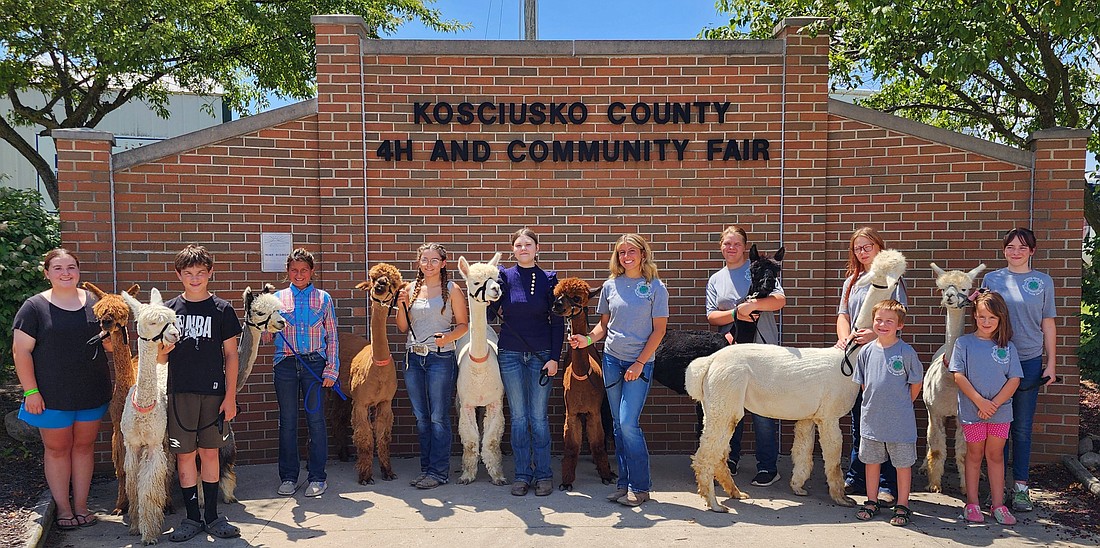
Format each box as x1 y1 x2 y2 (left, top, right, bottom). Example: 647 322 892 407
586 335 593 346
23 388 39 397
633 360 644 367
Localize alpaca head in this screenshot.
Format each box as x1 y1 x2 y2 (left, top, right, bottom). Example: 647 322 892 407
356 262 404 306
747 245 784 299
931 262 986 309
84 282 140 346
458 252 502 304
243 283 286 333
121 288 181 347
552 277 600 318
852 250 907 330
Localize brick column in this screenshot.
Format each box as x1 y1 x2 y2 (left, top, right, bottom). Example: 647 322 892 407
773 17 832 346
1027 127 1090 462
52 128 117 288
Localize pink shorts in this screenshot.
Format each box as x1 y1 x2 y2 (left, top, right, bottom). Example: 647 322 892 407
962 422 1010 443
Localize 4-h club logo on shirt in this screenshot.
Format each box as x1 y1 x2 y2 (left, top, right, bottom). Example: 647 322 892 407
635 281 652 299
888 355 906 376
1023 276 1044 296
743 268 752 282
991 345 1011 364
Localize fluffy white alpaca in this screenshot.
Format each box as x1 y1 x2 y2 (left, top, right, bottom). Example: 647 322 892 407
455 252 508 485
920 263 985 493
120 288 181 544
686 250 907 512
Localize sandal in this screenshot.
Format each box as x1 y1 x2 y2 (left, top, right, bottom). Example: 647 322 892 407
54 516 80 531
74 513 98 527
856 500 880 521
889 504 913 527
169 518 204 542
204 516 241 539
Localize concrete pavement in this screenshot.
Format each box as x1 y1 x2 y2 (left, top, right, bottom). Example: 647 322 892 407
40 454 1098 547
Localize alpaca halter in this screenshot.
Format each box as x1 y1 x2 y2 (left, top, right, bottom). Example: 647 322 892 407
246 313 275 330
138 321 174 343
131 391 157 413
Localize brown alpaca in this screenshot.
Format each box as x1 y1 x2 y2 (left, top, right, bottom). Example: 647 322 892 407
332 263 403 484
84 281 141 515
552 277 615 490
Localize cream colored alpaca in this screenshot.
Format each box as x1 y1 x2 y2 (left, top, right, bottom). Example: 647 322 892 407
455 253 508 485
920 263 985 493
120 288 181 544
686 250 907 512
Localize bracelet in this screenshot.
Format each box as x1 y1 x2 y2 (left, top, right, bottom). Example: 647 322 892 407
23 388 39 397
633 360 644 367
586 335 593 346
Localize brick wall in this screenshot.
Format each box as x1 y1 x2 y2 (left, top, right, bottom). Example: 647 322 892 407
53 16 1085 470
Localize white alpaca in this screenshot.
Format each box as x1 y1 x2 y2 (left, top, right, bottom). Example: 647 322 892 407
686 250 907 512
455 253 508 485
120 288 181 544
920 263 985 493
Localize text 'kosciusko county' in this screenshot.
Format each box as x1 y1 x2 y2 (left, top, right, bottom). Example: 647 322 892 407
412 101 737 125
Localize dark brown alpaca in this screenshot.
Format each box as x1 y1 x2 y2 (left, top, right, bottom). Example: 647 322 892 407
552 277 615 491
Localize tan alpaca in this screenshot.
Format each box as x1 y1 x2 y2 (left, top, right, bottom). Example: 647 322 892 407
120 288 181 544
687 250 907 512
920 263 986 493
84 281 141 515
455 253 508 485
334 264 403 484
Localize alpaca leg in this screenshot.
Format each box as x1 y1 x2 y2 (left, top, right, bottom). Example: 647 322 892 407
113 428 129 514
327 394 353 462
924 415 946 493
789 419 816 496
692 409 744 512
352 399 376 484
818 419 854 506
560 412 582 490
139 446 169 545
219 429 237 503
125 443 142 535
481 402 508 485
954 417 968 493
374 400 397 480
585 409 616 484
458 405 481 484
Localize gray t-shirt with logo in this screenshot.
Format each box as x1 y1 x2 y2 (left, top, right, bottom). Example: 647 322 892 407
981 268 1056 361
598 276 669 362
706 263 784 344
853 339 924 443
948 334 1023 424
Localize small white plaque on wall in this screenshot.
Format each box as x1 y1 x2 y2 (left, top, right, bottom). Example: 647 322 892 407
261 233 293 273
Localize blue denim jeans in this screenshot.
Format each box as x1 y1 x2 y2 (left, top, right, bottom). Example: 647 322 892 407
498 349 553 484
404 350 457 482
274 353 328 483
845 388 897 495
730 414 780 473
604 353 654 493
1006 355 1044 483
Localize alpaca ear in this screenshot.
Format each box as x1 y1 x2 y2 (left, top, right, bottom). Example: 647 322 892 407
588 287 600 299
121 288 143 315
355 280 370 291
243 287 255 312
264 283 277 294
83 281 107 298
489 252 502 267
930 263 946 279
749 244 759 262
968 263 987 280
149 287 163 306
773 247 785 262
458 256 471 279
125 284 141 297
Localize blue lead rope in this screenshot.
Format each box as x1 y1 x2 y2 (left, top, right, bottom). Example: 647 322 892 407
277 332 348 416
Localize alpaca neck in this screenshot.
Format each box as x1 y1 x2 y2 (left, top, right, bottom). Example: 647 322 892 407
238 325 259 370
110 329 135 391
943 307 966 362
370 302 392 362
570 310 592 375
853 283 892 330
133 341 163 408
468 300 490 360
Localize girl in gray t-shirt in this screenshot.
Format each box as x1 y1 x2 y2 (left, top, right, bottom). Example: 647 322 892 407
949 291 1023 525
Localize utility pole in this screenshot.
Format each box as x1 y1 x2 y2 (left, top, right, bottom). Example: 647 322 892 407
524 0 537 40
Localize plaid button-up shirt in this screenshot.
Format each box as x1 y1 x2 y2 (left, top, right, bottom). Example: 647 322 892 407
274 284 340 381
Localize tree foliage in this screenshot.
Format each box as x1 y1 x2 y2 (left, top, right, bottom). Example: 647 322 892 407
0 0 466 206
702 0 1100 227
0 187 60 380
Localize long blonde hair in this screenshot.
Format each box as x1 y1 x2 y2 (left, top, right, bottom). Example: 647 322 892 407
608 233 659 282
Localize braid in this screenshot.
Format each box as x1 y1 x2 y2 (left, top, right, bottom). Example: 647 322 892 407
411 270 425 312
439 267 450 314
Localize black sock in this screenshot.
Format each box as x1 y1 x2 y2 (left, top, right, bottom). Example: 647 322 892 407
202 481 219 524
182 485 201 523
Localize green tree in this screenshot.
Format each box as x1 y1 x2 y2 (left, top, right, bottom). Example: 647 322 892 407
0 187 60 380
702 0 1100 227
0 0 466 206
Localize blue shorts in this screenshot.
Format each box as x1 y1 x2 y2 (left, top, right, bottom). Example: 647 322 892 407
18 402 109 429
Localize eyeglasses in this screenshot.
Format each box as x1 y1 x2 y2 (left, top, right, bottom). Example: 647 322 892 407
419 258 442 266
853 244 876 254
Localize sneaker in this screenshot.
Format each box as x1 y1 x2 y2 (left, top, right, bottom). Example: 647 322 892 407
843 478 859 496
992 505 1017 525
304 481 328 497
618 490 649 507
877 488 896 507
727 458 739 476
511 481 529 496
277 480 298 496
606 487 629 501
415 476 444 490
534 479 553 497
751 470 780 487
410 473 427 486
963 503 985 523
1011 484 1033 512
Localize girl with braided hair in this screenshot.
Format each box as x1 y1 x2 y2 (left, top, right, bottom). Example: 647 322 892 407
396 242 468 489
